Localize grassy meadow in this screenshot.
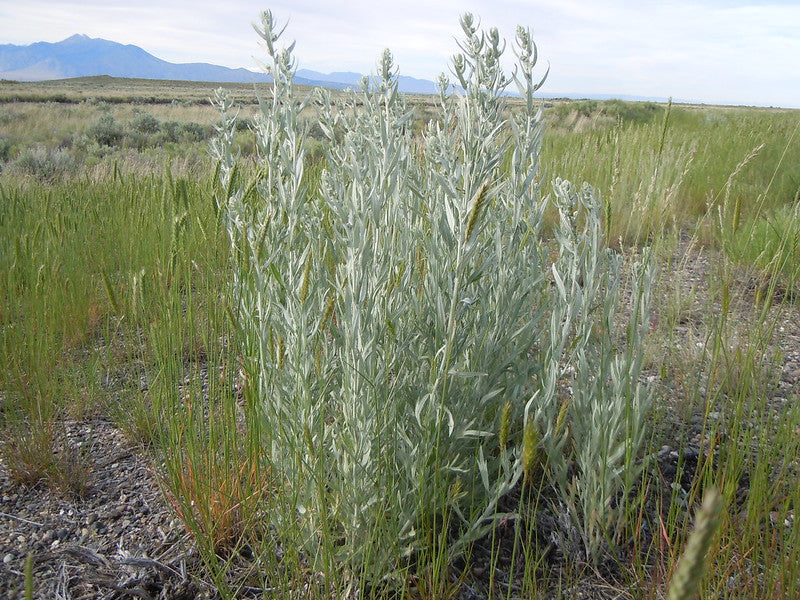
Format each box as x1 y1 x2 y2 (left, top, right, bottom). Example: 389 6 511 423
2 23 800 599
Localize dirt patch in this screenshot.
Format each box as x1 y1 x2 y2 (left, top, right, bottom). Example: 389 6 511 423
0 418 206 599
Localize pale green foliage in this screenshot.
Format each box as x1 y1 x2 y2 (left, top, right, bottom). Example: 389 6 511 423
532 180 655 561
213 10 655 580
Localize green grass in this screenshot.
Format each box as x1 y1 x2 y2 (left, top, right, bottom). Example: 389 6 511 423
0 170 228 481
542 101 800 246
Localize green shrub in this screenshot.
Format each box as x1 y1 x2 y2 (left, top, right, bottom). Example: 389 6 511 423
208 10 655 586
234 115 254 131
160 120 211 144
573 99 598 117
159 120 182 143
0 137 14 162
130 111 160 134
0 108 23 126
180 121 210 142
87 113 123 146
8 145 76 181
602 98 663 123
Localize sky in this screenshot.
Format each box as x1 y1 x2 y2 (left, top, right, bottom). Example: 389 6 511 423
2 1 799 108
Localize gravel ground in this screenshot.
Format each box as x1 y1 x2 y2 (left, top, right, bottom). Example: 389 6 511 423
1 242 798 599
0 418 207 599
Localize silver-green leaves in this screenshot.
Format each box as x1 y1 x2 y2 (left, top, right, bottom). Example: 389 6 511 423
216 10 655 583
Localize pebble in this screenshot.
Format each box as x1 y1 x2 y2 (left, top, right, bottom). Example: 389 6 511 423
3 553 13 564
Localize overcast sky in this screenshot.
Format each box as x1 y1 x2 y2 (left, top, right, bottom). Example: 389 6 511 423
2 1 799 107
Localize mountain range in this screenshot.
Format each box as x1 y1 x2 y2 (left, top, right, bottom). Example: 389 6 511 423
0 34 444 94
0 34 676 103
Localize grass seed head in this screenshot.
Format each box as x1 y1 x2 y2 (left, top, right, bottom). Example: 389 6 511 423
522 418 541 483
667 487 723 600
464 179 491 245
499 401 512 449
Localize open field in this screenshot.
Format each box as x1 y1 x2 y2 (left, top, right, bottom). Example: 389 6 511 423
0 75 446 111
1 62 800 600
0 75 272 106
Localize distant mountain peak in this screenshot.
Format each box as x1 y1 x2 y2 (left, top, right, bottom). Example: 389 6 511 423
62 33 92 43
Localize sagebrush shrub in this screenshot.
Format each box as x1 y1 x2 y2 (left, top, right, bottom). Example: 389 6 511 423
131 111 160 134
212 10 655 582
9 145 75 181
0 137 14 162
161 120 211 144
87 113 123 146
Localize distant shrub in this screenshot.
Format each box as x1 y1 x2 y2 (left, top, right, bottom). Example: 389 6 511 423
234 116 254 131
180 122 210 142
0 108 23 126
160 120 182 143
231 132 256 156
160 120 211 144
551 99 599 123
602 98 663 123
552 98 664 127
574 99 599 117
87 114 124 146
0 137 14 162
125 131 152 151
9 145 76 181
130 111 160 134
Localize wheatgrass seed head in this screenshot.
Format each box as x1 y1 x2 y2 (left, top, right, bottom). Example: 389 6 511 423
464 179 491 245
667 487 723 600
499 401 512 449
320 293 336 329
555 395 570 435
522 418 541 483
300 249 312 303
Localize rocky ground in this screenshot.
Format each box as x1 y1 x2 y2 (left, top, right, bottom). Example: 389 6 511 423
2 241 799 599
0 418 208 599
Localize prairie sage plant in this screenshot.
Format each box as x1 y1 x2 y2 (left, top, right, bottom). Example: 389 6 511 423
211 9 655 586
